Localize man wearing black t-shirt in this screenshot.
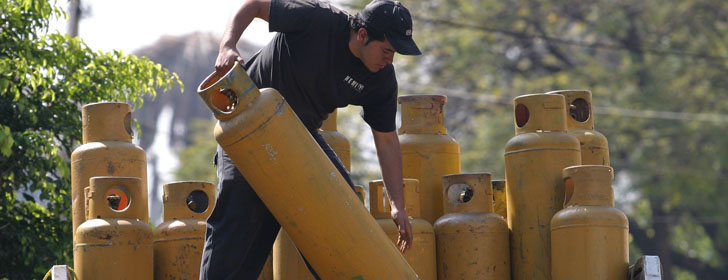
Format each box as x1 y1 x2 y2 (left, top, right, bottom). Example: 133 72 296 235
200 0 421 278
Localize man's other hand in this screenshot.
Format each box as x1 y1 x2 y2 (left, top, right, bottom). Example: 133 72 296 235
391 208 413 254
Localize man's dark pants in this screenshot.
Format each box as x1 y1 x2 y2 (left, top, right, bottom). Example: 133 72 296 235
199 132 356 280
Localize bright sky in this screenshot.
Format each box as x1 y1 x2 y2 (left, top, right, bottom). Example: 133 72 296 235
50 0 276 53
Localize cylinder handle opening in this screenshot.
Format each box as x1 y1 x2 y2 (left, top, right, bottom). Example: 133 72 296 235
104 185 130 212
123 112 134 138
569 98 590 123
515 104 529 128
448 183 474 204
563 177 574 207
186 190 210 214
211 88 239 113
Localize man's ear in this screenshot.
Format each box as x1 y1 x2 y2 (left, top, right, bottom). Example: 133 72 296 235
357 28 368 43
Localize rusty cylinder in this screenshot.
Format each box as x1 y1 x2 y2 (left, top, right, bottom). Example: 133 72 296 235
274 109 351 280
505 93 581 280
492 179 507 219
153 181 216 280
370 179 437 280
434 173 510 280
74 177 153 280
197 62 416 279
399 95 461 224
71 102 148 243
547 90 610 166
551 165 629 280
319 109 351 170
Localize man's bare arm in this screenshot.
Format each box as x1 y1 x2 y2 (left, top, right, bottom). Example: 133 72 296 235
215 0 271 73
372 129 413 253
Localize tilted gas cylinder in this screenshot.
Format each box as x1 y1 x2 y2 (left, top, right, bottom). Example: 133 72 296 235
197 63 416 279
547 90 610 165
551 165 629 280
492 179 507 219
369 179 437 280
153 181 216 280
319 109 351 170
71 102 148 243
274 109 352 280
399 95 461 224
505 93 581 280
434 173 510 280
74 177 152 280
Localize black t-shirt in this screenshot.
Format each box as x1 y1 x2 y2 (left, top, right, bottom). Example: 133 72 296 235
244 0 398 133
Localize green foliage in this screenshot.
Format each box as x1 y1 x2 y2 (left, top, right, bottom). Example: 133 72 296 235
0 1 181 279
175 119 218 185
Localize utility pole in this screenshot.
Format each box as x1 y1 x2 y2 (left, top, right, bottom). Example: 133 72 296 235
67 0 82 37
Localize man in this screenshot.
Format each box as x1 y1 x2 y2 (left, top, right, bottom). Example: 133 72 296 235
201 0 421 278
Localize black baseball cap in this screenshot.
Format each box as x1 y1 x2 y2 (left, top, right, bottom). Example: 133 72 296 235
359 0 421 55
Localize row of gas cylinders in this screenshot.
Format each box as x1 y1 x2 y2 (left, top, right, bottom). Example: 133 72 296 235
70 103 215 279
72 168 623 280
265 88 628 279
74 177 214 279
71 62 628 280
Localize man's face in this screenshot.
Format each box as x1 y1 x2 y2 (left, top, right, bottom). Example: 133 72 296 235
359 37 396 72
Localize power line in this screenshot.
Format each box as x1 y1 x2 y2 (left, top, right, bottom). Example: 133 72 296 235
593 106 728 123
399 84 728 123
411 16 728 61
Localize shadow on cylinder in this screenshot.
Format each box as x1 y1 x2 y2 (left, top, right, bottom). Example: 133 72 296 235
492 179 507 219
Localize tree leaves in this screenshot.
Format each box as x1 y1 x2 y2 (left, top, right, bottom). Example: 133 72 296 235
0 125 13 157
0 1 181 278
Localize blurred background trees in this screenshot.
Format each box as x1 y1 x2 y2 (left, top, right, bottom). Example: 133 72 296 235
353 0 727 279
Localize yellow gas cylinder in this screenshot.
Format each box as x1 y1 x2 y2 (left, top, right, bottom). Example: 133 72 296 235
259 255 273 280
434 173 510 280
74 177 152 280
319 109 351 170
370 179 437 280
505 93 581 280
551 165 629 280
273 187 365 280
399 95 461 224
71 102 148 243
274 109 352 280
273 231 315 280
547 89 610 166
492 179 507 219
197 63 416 279
153 181 215 280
